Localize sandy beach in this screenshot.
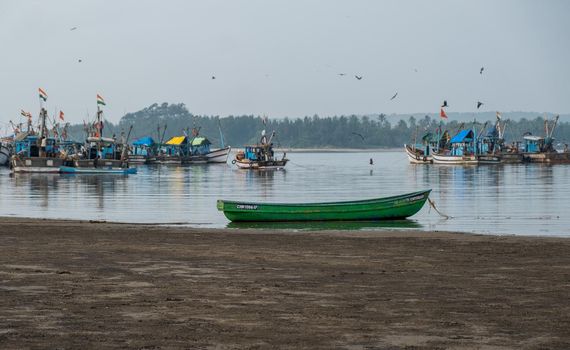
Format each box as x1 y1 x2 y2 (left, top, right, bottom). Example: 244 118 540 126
0 218 569 349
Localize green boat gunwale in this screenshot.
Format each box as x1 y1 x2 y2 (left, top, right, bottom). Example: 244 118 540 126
218 190 431 210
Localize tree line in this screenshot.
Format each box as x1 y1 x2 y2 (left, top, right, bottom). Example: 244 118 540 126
66 102 570 148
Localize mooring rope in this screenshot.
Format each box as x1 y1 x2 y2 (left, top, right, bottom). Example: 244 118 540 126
427 197 452 219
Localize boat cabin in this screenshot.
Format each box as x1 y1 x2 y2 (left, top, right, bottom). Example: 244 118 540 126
449 129 476 156
132 136 156 156
189 136 212 155
238 145 275 161
85 136 122 160
523 135 554 153
14 134 59 158
478 126 502 154
162 136 188 156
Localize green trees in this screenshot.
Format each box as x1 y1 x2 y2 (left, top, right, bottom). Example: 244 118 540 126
66 103 570 149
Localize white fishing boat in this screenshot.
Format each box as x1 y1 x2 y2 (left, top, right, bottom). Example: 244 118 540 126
0 142 11 166
233 130 288 170
404 144 432 164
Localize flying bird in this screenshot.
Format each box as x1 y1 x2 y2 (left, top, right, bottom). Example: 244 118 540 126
211 76 216 80
413 68 418 73
78 59 82 63
480 67 484 74
338 73 346 76
390 92 398 100
351 132 365 140
70 27 77 31
477 101 483 109
354 75 363 80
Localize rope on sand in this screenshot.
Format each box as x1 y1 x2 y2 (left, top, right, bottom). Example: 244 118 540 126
427 198 452 220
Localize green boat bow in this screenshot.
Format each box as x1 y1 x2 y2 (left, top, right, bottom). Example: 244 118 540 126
217 190 431 222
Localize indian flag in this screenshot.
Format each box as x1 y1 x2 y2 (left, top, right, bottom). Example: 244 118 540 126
97 94 106 106
39 88 48 101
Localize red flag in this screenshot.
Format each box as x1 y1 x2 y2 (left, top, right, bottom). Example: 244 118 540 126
59 110 65 121
440 108 448 119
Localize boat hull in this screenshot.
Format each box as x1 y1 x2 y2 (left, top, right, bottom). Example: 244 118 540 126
182 147 231 164
11 157 65 173
432 153 478 165
217 190 431 222
523 152 570 164
234 158 288 170
59 166 137 175
404 144 432 164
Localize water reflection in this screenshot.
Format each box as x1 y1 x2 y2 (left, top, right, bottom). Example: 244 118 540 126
0 152 569 236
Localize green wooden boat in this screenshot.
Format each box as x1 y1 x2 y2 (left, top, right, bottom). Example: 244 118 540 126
217 189 431 222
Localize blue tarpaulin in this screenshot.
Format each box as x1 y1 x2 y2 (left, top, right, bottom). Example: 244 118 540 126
450 129 474 143
133 136 155 146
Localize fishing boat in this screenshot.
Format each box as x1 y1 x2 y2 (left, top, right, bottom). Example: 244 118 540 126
156 135 185 164
521 116 570 164
404 129 449 164
129 136 157 164
0 139 11 166
182 128 231 164
10 104 68 173
233 130 288 170
217 190 431 222
68 100 136 174
432 129 478 165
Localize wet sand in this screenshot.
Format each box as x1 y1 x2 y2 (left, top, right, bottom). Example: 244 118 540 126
0 217 569 349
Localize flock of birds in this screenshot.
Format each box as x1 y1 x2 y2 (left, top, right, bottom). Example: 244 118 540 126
68 24 488 124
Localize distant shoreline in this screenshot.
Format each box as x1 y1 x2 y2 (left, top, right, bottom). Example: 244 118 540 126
274 148 401 153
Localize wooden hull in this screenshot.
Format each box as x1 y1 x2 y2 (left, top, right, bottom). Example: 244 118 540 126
523 152 570 164
75 159 128 168
404 144 432 164
432 153 478 165
217 190 431 222
477 154 501 164
500 153 525 164
156 155 182 165
128 155 150 164
234 158 288 170
11 157 65 173
182 147 231 164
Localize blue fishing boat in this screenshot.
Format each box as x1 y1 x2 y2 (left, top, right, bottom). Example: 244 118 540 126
432 129 478 164
68 101 136 174
10 104 69 173
59 165 137 175
233 130 288 170
129 136 157 164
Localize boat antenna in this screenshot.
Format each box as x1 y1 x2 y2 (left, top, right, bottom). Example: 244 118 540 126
159 123 168 146
121 125 133 161
218 118 225 149
550 115 560 138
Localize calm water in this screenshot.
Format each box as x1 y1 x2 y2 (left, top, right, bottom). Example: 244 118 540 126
1 150 569 237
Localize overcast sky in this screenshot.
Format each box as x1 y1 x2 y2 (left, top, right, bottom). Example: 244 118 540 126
1 0 569 127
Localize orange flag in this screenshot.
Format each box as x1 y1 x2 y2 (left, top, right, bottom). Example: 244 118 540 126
59 111 65 121
440 108 448 119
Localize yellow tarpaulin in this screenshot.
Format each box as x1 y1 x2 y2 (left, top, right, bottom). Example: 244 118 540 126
165 136 186 145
